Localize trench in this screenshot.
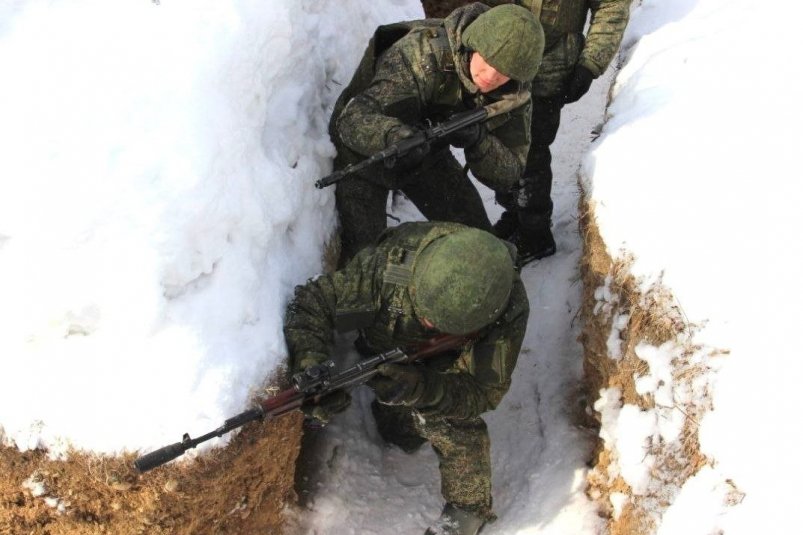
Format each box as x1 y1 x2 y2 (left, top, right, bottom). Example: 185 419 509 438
0 3 714 534
284 8 624 533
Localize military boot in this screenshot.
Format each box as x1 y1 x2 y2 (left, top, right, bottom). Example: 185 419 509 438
512 225 556 267
424 503 486 535
512 209 556 267
491 210 518 240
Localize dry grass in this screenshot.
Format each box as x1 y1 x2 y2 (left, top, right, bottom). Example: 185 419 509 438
579 200 715 534
1 412 303 535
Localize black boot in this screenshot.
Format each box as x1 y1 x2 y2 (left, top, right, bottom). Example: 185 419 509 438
491 210 518 240
424 503 486 535
512 225 556 267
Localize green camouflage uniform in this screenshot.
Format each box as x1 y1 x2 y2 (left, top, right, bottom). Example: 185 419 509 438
487 0 630 245
330 3 533 265
284 221 529 518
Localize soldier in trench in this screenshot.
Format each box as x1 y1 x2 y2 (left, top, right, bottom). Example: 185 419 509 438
284 221 529 535
482 0 631 265
329 3 545 266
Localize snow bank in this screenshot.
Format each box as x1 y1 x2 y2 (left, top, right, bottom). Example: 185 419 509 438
582 0 803 532
0 0 421 457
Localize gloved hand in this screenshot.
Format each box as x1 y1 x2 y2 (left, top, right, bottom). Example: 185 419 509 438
563 65 595 104
369 363 429 406
302 390 351 424
446 122 486 149
294 355 325 375
384 125 430 170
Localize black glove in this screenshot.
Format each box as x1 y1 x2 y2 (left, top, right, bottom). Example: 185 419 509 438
563 65 595 104
369 363 427 406
446 122 486 149
302 390 351 424
294 355 326 375
384 125 430 170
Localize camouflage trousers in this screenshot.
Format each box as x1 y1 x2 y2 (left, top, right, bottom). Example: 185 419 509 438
335 147 492 266
373 402 494 520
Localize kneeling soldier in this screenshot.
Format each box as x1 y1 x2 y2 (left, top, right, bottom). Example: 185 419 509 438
284 221 529 535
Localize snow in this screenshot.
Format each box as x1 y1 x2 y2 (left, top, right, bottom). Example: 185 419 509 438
0 0 419 457
21 475 47 498
610 491 628 520
583 0 803 533
2 0 798 533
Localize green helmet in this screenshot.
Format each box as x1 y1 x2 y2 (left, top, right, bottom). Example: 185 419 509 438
462 4 545 82
410 229 515 335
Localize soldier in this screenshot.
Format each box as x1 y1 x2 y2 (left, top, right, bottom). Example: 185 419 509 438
330 3 545 265
284 221 529 535
485 0 631 265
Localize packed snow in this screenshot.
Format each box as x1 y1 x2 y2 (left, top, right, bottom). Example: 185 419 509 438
2 0 798 533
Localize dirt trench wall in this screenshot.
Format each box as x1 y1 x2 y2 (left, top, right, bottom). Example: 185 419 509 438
1 240 339 535
1 413 303 535
578 202 720 534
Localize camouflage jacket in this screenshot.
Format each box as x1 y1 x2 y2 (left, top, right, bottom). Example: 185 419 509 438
284 221 530 420
330 3 532 192
485 0 631 95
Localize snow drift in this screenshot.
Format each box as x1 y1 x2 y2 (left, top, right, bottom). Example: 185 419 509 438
0 0 419 457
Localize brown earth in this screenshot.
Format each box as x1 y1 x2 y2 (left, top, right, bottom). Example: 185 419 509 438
578 201 713 534
0 234 342 535
1 411 303 535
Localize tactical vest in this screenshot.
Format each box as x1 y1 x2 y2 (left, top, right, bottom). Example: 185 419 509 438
369 222 467 346
365 222 517 348
331 222 465 348
514 0 590 49
378 222 524 382
335 221 524 384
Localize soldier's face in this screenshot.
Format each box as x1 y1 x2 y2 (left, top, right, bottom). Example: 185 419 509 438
469 53 511 93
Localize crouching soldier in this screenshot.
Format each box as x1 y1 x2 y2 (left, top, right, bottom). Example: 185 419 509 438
330 3 545 265
283 221 529 534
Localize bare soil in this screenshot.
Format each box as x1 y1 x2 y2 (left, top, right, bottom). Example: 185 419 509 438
1 413 303 535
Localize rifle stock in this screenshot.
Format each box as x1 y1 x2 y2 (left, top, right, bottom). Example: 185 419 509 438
134 333 471 472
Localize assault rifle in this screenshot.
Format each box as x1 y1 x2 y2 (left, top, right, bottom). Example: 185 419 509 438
314 91 530 189
134 333 472 472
